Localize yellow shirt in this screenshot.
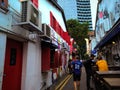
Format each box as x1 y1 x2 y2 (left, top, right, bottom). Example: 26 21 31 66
96 60 108 71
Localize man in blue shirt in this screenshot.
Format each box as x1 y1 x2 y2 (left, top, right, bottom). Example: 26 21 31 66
71 55 82 90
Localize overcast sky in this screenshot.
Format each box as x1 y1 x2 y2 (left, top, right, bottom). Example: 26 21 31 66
90 0 98 30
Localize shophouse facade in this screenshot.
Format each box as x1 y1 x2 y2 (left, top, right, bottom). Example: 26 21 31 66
94 0 120 66
0 0 70 90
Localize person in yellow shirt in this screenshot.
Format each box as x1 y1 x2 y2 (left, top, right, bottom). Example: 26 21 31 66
96 56 108 71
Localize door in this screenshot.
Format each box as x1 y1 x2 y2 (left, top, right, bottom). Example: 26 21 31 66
2 38 23 90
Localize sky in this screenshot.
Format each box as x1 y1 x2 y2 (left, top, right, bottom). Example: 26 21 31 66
90 0 98 30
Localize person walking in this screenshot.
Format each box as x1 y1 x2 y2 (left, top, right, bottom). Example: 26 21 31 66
96 56 108 71
84 54 95 90
71 55 82 90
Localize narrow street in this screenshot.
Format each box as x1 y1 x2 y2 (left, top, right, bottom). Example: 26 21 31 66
62 66 87 90
1 0 120 90
50 66 95 90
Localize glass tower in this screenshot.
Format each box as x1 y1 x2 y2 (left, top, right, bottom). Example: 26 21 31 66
58 0 93 30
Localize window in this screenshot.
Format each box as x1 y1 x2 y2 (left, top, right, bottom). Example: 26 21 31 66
50 49 55 68
41 46 50 72
0 0 8 12
10 48 17 66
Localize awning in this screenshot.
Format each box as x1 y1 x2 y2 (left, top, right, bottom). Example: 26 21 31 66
50 43 58 49
94 19 120 49
41 40 58 49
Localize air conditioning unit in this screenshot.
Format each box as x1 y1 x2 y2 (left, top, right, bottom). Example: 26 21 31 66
40 24 51 40
19 0 42 32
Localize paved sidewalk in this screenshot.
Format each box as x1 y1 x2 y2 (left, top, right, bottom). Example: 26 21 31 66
49 73 69 90
49 66 96 90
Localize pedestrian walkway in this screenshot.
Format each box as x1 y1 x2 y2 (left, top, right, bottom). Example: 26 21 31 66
49 73 68 90
80 66 95 90
80 66 87 90
49 66 95 90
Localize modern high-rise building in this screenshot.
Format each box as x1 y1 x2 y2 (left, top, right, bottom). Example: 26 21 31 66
57 0 93 30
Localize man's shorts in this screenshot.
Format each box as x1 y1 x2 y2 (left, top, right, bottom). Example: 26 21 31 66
73 73 81 81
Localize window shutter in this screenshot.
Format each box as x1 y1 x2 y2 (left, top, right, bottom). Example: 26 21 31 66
42 47 50 72
31 0 38 8
54 51 59 68
4 0 8 8
0 0 8 12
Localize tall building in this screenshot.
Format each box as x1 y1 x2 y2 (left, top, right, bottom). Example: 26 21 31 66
77 0 93 30
58 0 93 30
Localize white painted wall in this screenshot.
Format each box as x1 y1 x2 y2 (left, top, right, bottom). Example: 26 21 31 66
8 0 21 13
21 40 42 90
0 13 12 30
39 0 67 31
0 32 6 90
41 71 52 90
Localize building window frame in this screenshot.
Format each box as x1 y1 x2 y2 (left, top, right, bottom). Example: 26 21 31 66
0 0 9 13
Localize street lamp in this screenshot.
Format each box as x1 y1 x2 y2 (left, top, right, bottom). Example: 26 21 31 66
85 38 90 55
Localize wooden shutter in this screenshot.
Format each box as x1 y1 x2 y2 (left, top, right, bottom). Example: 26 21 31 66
42 46 50 72
31 0 38 8
4 0 8 8
0 0 8 12
0 0 8 8
54 51 59 68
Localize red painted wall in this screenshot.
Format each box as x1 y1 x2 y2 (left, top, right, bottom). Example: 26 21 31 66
41 46 50 72
50 11 71 45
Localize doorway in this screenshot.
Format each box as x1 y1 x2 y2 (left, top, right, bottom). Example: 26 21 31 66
2 38 23 90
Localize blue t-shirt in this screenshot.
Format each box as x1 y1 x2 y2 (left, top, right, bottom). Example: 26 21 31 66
71 60 82 74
